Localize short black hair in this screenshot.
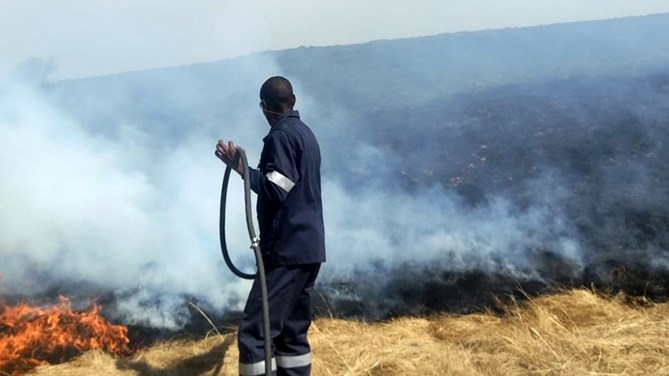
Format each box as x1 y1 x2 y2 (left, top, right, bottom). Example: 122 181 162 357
260 76 295 110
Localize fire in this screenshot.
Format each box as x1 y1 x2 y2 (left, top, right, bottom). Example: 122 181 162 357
0 296 132 376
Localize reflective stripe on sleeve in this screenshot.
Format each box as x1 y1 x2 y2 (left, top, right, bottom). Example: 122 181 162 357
276 352 312 369
239 358 276 375
266 171 296 193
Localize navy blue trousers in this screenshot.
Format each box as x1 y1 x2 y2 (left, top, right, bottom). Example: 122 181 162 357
238 263 321 376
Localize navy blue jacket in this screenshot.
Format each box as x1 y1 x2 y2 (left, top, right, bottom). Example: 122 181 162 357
248 111 326 265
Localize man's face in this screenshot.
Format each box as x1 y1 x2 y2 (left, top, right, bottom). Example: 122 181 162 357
259 99 278 126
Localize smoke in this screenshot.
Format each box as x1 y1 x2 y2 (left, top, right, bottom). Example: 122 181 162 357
1 16 669 328
321 174 580 279
0 66 272 328
0 69 580 328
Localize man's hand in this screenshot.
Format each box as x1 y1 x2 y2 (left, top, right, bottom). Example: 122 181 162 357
215 139 243 174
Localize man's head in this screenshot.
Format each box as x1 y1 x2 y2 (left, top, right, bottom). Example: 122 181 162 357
260 76 296 125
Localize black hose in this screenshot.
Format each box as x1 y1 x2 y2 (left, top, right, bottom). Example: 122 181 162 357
218 151 254 279
217 148 272 376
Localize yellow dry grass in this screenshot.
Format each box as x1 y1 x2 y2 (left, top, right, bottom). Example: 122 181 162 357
31 289 669 376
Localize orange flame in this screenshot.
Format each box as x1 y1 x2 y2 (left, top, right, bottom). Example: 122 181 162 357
0 296 133 375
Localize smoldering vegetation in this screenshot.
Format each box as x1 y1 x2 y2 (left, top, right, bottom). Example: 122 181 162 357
322 71 669 318
1 14 669 329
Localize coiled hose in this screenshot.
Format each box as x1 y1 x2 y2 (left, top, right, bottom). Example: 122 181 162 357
217 148 272 376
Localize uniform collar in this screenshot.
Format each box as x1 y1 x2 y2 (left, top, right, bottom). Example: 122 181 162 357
265 111 300 139
270 110 299 129
275 110 300 124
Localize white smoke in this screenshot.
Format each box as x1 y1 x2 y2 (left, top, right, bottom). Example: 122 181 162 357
320 163 582 281
0 73 584 328
0 80 257 328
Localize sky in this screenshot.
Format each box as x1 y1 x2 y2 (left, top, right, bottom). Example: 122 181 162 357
1 1 669 81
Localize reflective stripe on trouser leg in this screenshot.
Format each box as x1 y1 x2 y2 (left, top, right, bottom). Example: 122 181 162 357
239 358 277 376
277 352 311 369
238 265 320 376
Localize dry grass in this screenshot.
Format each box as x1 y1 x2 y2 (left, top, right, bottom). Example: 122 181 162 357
31 289 669 376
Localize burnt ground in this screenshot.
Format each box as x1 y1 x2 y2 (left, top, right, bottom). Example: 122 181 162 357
317 71 669 320
3 71 669 341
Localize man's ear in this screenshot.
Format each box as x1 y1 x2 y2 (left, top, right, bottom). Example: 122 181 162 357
290 95 296 107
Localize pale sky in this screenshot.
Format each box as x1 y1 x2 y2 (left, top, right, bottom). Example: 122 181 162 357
1 0 669 80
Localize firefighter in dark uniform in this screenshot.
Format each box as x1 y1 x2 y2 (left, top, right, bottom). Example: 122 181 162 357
216 76 326 376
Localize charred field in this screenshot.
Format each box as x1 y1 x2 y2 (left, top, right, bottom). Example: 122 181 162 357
324 70 669 318
15 68 669 329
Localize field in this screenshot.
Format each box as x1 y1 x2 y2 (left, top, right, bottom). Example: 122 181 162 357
30 289 669 376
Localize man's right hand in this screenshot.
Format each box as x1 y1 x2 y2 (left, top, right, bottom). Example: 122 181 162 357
215 139 243 174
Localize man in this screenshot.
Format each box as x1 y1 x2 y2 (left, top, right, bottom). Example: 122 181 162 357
216 76 326 376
